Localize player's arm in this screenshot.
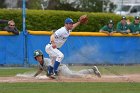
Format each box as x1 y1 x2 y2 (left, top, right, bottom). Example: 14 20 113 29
100 30 110 36
72 21 81 30
34 68 43 77
99 26 110 35
50 34 57 49
99 29 109 34
50 34 55 43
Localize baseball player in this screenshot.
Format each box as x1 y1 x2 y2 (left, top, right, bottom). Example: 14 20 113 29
129 16 140 35
99 20 116 36
45 15 88 77
116 16 130 34
33 50 101 79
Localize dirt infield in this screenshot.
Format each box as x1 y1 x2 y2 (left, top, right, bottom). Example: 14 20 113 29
0 74 140 83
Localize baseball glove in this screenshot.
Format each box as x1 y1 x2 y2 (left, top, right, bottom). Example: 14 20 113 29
78 15 88 24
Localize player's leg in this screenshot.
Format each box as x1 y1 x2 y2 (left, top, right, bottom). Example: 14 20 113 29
58 64 72 76
78 66 101 78
45 44 55 77
78 69 94 74
47 56 55 76
47 66 53 75
58 65 92 78
45 44 64 76
53 50 64 76
58 64 83 78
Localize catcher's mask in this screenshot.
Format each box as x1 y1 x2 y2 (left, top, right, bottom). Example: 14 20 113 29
33 50 43 60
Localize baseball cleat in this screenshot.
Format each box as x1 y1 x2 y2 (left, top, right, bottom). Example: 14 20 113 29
48 72 60 79
92 66 101 78
48 75 56 79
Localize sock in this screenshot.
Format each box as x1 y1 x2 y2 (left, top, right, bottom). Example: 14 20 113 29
47 66 53 76
53 61 60 74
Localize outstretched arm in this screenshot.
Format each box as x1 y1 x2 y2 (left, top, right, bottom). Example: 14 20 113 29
72 21 81 30
34 69 43 77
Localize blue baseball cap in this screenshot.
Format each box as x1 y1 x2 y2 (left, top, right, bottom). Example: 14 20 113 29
65 18 74 24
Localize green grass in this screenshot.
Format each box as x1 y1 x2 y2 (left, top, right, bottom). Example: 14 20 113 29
0 65 140 76
0 65 140 93
0 68 35 76
98 65 140 75
0 82 140 93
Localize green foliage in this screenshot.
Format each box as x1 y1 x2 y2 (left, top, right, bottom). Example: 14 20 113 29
0 9 133 32
0 68 34 76
0 0 6 8
27 0 41 9
0 9 22 31
56 3 79 11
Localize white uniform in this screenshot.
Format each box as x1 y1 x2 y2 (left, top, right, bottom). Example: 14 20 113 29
45 27 70 63
39 58 95 78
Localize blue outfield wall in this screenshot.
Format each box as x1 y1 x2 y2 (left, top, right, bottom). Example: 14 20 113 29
0 33 24 65
61 36 140 64
0 32 140 65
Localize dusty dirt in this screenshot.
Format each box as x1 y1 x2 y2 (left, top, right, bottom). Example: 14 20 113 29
0 74 140 83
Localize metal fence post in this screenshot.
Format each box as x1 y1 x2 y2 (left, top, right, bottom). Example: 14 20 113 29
22 0 28 67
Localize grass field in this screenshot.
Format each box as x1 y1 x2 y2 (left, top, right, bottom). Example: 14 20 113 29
0 82 140 93
0 65 140 76
0 65 140 93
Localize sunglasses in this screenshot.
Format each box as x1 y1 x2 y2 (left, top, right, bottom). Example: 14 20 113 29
9 25 15 26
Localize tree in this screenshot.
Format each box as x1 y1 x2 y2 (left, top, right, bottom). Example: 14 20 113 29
56 2 78 11
0 0 7 8
20 0 116 12
26 0 41 9
108 2 116 13
43 0 77 11
40 0 105 12
47 0 60 10
74 0 103 12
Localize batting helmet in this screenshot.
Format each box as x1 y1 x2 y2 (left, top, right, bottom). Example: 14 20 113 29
33 50 43 60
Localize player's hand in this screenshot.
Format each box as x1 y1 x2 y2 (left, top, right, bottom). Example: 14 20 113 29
136 31 139 34
33 74 36 77
78 14 88 24
109 32 114 36
120 31 128 34
132 31 139 35
104 31 110 36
